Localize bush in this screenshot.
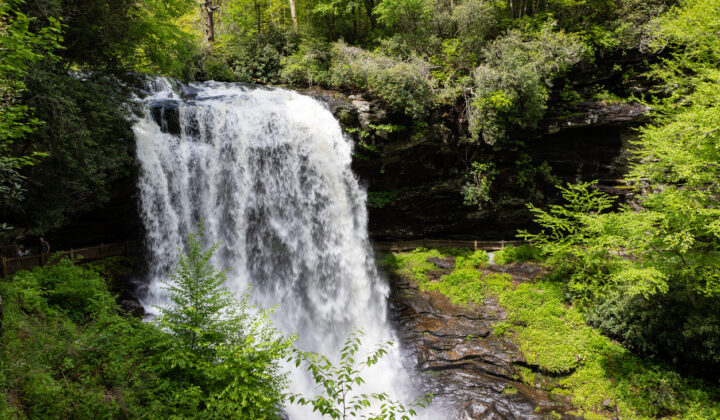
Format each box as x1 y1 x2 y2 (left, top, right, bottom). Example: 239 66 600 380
279 39 332 86
329 42 437 118
0 262 168 418
468 24 584 144
0 230 293 418
12 258 116 323
213 28 298 84
589 286 720 380
493 244 543 265
456 249 490 269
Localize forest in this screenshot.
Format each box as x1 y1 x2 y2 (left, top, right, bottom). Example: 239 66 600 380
1 0 720 418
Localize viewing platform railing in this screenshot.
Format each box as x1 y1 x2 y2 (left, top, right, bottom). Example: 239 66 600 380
372 239 526 253
3 239 524 277
1 242 137 277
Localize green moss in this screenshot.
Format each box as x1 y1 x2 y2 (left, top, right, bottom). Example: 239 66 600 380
502 385 518 395
391 248 444 288
389 249 720 419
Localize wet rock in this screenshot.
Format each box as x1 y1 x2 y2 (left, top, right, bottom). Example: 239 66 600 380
119 299 145 317
389 267 578 419
149 100 181 136
546 101 650 134
485 263 549 282
427 256 455 270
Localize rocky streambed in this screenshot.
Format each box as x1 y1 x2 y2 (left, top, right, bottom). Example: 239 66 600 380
385 258 581 419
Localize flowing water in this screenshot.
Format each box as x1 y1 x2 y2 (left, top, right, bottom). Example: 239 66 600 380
132 79 417 418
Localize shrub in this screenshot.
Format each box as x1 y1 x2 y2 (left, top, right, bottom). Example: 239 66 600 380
329 42 437 118
289 330 431 418
468 24 584 144
493 244 543 265
12 258 116 323
0 262 168 418
213 28 298 84
455 249 490 269
279 40 332 87
589 286 720 380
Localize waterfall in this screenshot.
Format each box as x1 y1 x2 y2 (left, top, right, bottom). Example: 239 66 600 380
132 79 415 417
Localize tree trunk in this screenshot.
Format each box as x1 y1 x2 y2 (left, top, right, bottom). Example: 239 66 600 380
289 0 298 29
202 0 221 44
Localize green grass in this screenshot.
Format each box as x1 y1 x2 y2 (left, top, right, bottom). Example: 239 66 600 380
387 248 720 419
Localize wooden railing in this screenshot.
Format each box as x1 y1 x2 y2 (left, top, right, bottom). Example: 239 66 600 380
373 239 526 253
0 245 19 259
1 242 137 277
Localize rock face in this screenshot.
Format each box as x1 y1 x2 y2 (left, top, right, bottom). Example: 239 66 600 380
303 85 646 240
386 265 578 419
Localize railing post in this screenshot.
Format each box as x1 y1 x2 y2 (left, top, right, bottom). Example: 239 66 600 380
2 257 6 278
501 240 506 250
474 240 478 251
70 248 74 261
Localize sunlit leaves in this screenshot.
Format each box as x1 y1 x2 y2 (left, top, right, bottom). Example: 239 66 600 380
288 329 431 419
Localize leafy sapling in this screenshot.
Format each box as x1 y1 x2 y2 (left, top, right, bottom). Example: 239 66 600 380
288 330 431 419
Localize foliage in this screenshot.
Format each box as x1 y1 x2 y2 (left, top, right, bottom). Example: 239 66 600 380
515 0 720 377
2 0 199 238
0 260 167 418
467 24 584 144
588 287 720 379
27 0 198 75
386 247 443 289
493 244 543 265
374 0 431 47
157 223 293 418
289 330 430 419
12 258 117 324
280 37 332 86
0 228 292 418
461 161 495 210
367 190 400 209
388 248 720 419
6 69 136 235
214 27 299 84
329 42 437 118
0 0 61 206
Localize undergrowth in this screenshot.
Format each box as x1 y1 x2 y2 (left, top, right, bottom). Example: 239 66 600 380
493 244 543 265
385 248 720 419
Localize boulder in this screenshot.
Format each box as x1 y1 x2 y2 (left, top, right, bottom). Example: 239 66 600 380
427 256 455 270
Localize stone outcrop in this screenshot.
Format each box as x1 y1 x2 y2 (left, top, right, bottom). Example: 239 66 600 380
386 263 579 419
545 101 650 133
303 86 647 240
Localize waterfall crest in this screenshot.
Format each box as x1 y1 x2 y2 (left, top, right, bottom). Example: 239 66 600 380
133 79 413 417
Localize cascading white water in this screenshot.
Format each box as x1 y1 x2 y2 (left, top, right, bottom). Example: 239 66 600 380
133 79 417 418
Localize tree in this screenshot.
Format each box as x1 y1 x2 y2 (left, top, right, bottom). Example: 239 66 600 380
0 0 60 212
201 0 222 43
289 0 298 29
158 223 293 417
289 330 431 419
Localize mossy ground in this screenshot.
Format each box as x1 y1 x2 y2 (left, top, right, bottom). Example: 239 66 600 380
382 248 720 419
